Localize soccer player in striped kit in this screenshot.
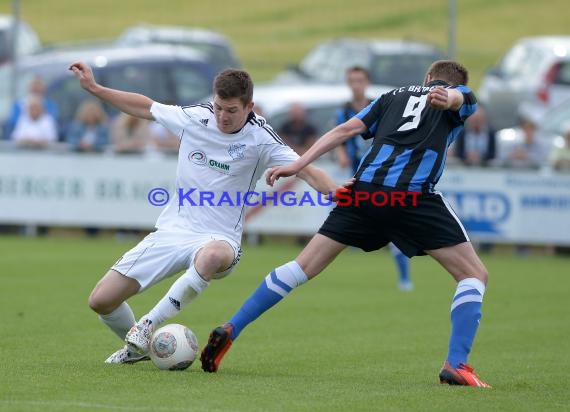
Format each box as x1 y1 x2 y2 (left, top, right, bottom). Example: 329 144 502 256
202 60 491 388
335 65 413 291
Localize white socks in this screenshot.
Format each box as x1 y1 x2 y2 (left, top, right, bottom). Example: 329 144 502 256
265 260 308 296
144 265 210 326
98 302 136 341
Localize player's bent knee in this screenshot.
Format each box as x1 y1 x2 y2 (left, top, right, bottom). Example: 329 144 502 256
195 243 234 273
87 290 119 315
476 268 489 285
458 266 489 285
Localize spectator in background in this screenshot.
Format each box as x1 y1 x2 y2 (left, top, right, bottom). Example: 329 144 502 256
548 122 570 172
335 66 412 291
498 114 547 169
452 106 496 166
278 103 317 155
498 112 547 256
7 76 59 137
10 95 58 149
148 122 180 154
335 66 373 173
111 112 152 154
66 100 109 152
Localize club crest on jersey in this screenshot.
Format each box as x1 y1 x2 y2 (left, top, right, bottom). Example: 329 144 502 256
228 143 246 160
189 150 207 165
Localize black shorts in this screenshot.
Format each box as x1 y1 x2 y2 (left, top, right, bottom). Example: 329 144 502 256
318 181 469 258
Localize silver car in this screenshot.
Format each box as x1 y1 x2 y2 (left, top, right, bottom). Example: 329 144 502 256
0 44 218 139
272 38 445 88
116 24 241 73
478 36 570 131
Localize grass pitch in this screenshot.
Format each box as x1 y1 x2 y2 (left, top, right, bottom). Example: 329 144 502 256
0 235 568 411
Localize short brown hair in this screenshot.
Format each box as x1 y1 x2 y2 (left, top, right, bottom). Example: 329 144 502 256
426 60 469 86
346 65 370 80
213 69 253 106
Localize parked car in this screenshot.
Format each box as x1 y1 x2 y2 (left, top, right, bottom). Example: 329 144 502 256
251 83 391 136
273 38 446 87
478 36 570 131
0 14 42 64
0 44 218 139
116 24 241 73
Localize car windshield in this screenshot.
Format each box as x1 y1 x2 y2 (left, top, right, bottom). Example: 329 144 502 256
298 42 442 86
118 31 238 72
299 44 369 83
46 62 213 124
171 65 212 103
177 42 236 72
370 53 437 86
499 43 547 80
555 61 570 85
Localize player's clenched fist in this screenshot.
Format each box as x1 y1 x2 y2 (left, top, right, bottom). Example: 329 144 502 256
69 62 97 92
427 86 449 110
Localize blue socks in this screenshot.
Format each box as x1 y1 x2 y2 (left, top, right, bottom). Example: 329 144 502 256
389 243 411 284
228 261 308 340
447 278 485 368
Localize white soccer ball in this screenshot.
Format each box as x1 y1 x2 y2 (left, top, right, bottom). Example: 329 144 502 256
149 323 199 370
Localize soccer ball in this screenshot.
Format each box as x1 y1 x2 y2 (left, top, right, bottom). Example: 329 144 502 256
149 323 199 370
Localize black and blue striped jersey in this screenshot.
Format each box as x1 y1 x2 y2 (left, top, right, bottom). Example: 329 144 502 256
354 80 477 193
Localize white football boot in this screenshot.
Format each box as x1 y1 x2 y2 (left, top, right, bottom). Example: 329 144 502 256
105 345 149 364
125 319 154 355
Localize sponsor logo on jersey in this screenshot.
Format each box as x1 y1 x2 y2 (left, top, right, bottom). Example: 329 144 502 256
228 143 246 160
199 118 209 126
189 150 207 165
209 159 231 173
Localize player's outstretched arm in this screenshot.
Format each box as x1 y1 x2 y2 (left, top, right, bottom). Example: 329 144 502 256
266 117 366 185
296 165 339 197
69 62 154 120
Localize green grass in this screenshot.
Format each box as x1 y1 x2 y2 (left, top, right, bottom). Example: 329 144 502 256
1 0 569 85
0 235 568 411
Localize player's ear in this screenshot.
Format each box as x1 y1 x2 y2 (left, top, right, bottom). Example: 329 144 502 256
245 101 254 112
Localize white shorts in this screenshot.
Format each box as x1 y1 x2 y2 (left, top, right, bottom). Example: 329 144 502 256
111 230 242 292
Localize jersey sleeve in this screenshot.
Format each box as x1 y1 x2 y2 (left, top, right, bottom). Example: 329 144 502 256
355 95 383 139
150 102 192 137
257 126 300 169
453 85 478 121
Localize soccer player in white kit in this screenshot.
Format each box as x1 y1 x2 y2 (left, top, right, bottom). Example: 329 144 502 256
69 62 339 364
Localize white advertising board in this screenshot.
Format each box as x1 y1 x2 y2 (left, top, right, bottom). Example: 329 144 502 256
1 152 569 245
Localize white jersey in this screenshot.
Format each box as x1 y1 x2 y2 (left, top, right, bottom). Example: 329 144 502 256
150 102 299 245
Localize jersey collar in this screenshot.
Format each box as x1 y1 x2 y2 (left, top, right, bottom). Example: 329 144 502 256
426 79 450 87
